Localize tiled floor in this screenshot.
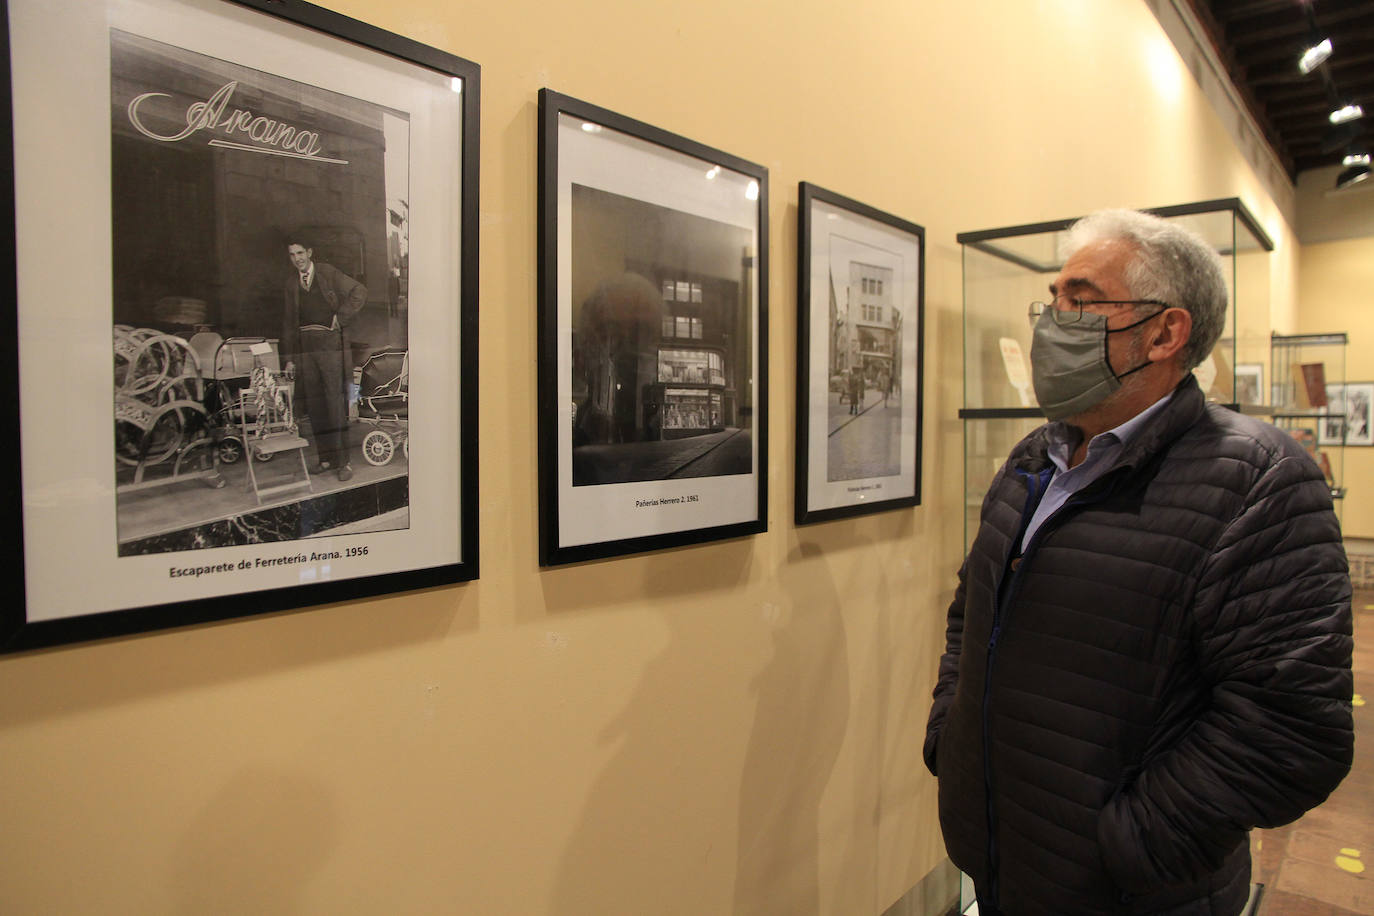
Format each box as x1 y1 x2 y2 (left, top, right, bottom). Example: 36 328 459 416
1250 587 1373 915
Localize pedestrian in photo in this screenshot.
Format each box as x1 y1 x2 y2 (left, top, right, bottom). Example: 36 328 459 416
924 209 1353 915
281 238 367 482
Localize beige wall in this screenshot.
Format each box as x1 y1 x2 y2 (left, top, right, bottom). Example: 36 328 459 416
0 1 1304 913
1297 165 1374 245
1297 237 1374 538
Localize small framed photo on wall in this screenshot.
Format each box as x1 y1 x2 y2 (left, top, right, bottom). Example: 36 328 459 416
537 90 768 565
795 182 924 525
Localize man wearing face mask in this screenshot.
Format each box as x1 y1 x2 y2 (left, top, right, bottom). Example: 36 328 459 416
924 209 1352 915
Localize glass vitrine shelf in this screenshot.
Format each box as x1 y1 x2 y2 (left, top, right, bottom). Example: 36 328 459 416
1270 332 1347 509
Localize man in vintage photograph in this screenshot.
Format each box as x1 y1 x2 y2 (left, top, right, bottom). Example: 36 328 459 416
282 238 366 482
924 209 1353 915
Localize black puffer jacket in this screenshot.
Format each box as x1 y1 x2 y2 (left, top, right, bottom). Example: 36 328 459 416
924 377 1353 915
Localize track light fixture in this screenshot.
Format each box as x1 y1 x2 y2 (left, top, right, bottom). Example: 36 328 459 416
1299 38 1332 74
1335 164 1371 190
1291 6 1370 190
1329 104 1364 125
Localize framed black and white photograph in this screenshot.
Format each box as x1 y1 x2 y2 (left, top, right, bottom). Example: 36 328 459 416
2 0 479 654
795 183 923 525
537 90 767 565
1319 382 1346 446
1234 362 1264 407
1342 382 1373 447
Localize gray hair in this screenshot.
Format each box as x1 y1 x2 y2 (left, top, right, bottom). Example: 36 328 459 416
1063 209 1229 370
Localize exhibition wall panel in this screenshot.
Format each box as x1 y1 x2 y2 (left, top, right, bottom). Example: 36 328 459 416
0 0 1303 913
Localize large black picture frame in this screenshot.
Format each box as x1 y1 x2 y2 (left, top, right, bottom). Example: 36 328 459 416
1 0 480 654
795 182 924 525
537 89 768 565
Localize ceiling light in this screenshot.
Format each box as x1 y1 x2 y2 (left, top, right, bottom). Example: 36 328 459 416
1329 104 1364 125
1335 164 1371 190
1299 38 1332 74
1343 151 1371 167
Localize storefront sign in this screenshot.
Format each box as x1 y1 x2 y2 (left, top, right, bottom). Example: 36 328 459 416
127 80 347 164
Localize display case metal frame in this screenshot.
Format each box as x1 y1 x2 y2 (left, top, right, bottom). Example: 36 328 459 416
1270 331 1348 505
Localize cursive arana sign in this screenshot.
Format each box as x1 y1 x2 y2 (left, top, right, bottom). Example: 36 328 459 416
127 80 349 165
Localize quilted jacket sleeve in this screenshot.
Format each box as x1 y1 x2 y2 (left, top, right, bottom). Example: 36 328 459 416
926 461 1019 777
1098 452 1354 893
924 559 968 776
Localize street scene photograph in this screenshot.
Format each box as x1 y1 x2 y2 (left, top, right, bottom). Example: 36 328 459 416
569 184 755 487
825 242 904 482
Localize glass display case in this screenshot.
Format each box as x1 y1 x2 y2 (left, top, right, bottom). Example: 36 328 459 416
957 198 1274 546
1270 332 1347 510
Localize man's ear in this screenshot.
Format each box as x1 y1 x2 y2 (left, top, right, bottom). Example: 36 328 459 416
1147 307 1192 363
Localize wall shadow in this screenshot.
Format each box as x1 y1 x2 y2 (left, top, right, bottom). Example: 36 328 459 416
171 766 336 915
732 541 850 914
0 582 475 728
544 540 767 913
535 535 756 620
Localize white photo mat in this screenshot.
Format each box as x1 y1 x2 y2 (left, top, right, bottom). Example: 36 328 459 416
12 0 468 624
553 112 761 550
804 199 921 512
1343 382 1373 447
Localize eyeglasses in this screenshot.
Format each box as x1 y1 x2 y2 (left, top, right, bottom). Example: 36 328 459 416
1028 296 1170 326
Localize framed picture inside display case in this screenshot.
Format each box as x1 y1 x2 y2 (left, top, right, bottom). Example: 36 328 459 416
1343 383 1374 447
1234 363 1264 407
795 182 924 525
2 0 480 654
537 89 768 565
1319 383 1346 446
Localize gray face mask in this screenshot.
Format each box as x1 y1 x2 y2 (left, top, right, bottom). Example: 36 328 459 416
1029 308 1162 420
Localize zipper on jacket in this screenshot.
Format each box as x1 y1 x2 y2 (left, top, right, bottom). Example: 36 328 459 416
979 466 1126 907
982 465 1051 907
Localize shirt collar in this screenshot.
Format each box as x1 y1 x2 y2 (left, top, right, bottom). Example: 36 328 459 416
300 263 315 286
1044 390 1175 473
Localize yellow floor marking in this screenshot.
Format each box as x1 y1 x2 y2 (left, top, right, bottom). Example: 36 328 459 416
1341 848 1360 857
1365 604 1374 611
1354 694 1367 707
1336 855 1364 874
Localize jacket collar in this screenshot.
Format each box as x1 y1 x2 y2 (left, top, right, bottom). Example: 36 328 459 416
1011 374 1206 476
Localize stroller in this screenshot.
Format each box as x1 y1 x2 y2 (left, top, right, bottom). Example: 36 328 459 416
202 336 286 465
356 347 409 466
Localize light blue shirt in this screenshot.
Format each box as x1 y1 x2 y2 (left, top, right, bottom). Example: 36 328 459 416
1020 393 1174 553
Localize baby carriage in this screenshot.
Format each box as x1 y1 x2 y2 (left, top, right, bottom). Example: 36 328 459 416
356 347 409 466
202 336 286 465
203 335 311 502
